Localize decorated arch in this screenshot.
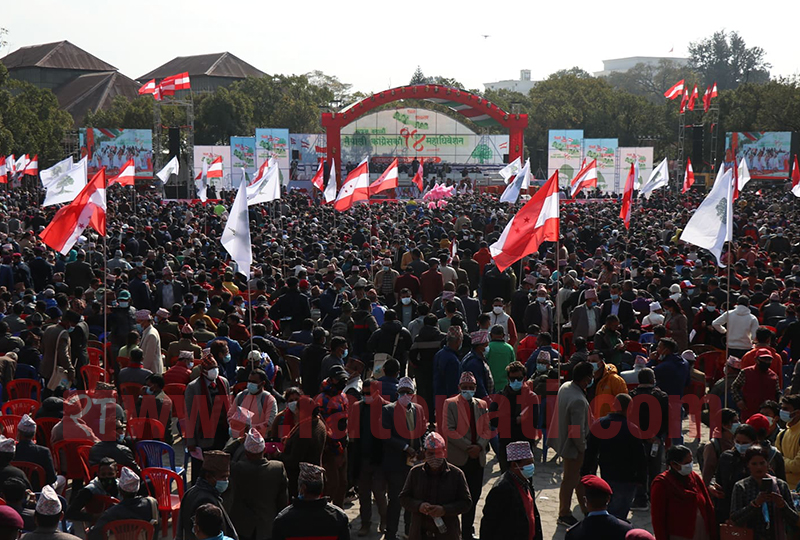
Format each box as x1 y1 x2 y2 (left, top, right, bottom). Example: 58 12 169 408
321 84 528 182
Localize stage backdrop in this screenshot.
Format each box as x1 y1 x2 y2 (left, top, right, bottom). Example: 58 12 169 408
548 130 584 189
255 128 291 183
583 138 618 193
230 137 257 185
339 108 508 166
618 147 654 192
725 132 793 180
289 134 326 165
80 128 153 179
193 146 232 190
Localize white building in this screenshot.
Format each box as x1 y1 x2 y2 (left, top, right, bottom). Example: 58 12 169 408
594 56 689 77
484 69 538 94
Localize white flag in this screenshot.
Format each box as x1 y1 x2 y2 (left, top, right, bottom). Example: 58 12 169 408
40 156 75 188
195 160 208 202
498 157 522 183
499 159 531 204
246 158 281 205
738 158 751 191
639 158 669 197
680 164 733 267
324 158 338 203
43 157 88 207
221 178 252 279
156 156 180 183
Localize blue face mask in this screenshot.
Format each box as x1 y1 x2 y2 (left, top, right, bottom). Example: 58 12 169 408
536 364 548 373
586 378 594 388
215 480 229 493
67 326 75 333
145 387 154 395
730 422 741 432
247 382 260 394
509 380 523 391
521 463 535 478
589 362 600 373
781 410 793 423
735 443 752 455
610 294 619 301
706 305 716 312
342 349 349 359
223 354 232 364
461 390 475 400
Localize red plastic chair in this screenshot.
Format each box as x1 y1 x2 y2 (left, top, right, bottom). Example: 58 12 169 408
561 331 574 358
101 519 155 540
81 365 108 389
34 418 59 449
88 348 103 367
697 350 727 386
0 415 23 440
117 356 130 370
76 444 99 479
11 461 45 490
1 399 39 416
119 382 143 398
142 467 184 537
127 418 165 441
51 439 93 482
232 381 247 395
7 379 42 402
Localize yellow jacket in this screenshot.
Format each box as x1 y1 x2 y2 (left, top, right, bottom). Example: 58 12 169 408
592 363 629 418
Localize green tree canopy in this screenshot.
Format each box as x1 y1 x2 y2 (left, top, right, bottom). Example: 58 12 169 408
689 29 770 90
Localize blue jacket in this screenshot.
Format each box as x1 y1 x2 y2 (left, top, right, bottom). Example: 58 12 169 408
565 511 631 540
648 353 690 397
460 351 492 399
433 346 461 400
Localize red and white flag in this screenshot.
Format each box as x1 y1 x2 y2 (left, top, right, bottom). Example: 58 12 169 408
310 160 325 191
0 156 6 184
206 156 223 178
687 85 699 111
333 158 370 211
702 86 712 113
569 159 598 197
15 154 30 173
710 82 718 99
619 163 636 229
153 72 191 101
756 190 763 196
5 155 14 174
682 158 695 193
248 159 270 186
791 155 800 198
40 168 106 255
679 88 689 114
324 158 338 203
369 158 399 195
489 170 559 272
412 161 424 192
108 159 135 187
664 79 685 100
139 79 156 95
23 155 38 175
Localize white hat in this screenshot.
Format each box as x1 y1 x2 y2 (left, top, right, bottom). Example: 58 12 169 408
36 485 61 515
244 428 265 454
681 350 697 362
0 436 15 453
119 467 140 493
669 284 681 294
649 301 662 311
398 376 416 393
17 414 36 434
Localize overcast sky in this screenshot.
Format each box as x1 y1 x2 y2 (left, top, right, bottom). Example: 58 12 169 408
2 0 797 95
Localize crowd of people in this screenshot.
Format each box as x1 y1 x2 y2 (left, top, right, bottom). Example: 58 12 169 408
0 178 797 540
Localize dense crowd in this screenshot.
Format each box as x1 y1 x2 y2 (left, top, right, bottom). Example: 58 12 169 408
0 179 797 540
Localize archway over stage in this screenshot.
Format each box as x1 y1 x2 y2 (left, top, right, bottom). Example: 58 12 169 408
321 84 528 184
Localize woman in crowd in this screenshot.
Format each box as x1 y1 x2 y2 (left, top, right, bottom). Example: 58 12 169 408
662 299 688 353
709 424 759 523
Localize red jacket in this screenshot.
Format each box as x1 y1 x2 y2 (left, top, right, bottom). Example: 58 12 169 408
650 470 717 540
474 248 492 275
419 269 443 305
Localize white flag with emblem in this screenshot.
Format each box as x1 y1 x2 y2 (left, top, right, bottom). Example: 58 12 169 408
221 177 252 278
156 156 180 184
498 157 522 183
638 158 669 197
40 156 75 188
680 164 733 267
246 158 281 205
43 157 88 207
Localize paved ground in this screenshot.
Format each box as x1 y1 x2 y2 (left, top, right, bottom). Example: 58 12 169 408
340 418 707 539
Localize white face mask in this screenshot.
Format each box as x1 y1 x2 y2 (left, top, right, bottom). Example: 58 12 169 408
287 401 298 413
401 297 412 305
492 306 504 315
205 367 219 380
677 462 693 476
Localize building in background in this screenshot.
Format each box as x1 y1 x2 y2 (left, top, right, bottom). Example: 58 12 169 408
138 52 265 94
594 56 689 77
0 40 140 123
484 69 538 94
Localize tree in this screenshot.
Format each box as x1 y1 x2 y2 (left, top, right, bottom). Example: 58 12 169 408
305 70 354 104
410 66 427 85
605 59 700 103
195 87 253 145
83 95 153 129
232 75 333 133
688 30 770 90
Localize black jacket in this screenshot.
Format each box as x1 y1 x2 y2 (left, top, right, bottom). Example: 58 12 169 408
600 299 636 330
582 412 647 484
271 497 349 540
300 343 329 397
14 439 57 489
628 384 670 439
367 320 413 366
480 471 543 540
177 478 238 540
564 513 631 540
270 289 311 332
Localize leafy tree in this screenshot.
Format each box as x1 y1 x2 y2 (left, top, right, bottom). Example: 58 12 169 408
605 59 700 103
305 70 354 104
688 30 770 90
410 66 427 85
83 95 153 129
195 87 253 145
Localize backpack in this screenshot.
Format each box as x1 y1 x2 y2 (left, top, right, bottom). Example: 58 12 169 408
696 438 721 472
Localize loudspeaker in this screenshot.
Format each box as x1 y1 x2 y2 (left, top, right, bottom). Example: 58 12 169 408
164 185 191 199
292 150 300 160
692 126 703 169
168 128 181 158
503 154 509 164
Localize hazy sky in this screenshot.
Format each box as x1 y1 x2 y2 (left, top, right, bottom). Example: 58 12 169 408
2 0 797 95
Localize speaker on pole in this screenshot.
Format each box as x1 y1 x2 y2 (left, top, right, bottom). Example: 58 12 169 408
168 128 181 159
692 126 703 171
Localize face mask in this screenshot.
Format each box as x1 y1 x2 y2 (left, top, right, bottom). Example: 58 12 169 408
670 293 681 301
401 297 412 305
215 480 229 493
342 349 349 359
145 387 154 395
119 302 129 308
493 306 504 315
678 462 693 476
133 324 143 333
730 422 741 432
426 457 444 469
589 362 600 373
311 309 321 320
610 294 619 301
509 380 523 391
706 305 716 312
68 326 75 333
780 410 793 423
398 394 412 407
287 401 298 413
687 288 695 295
223 354 231 364
536 296 546 303
587 302 595 308
117 434 125 443
247 382 260 394
536 364 548 373
735 443 752 455
461 390 475 400
586 378 594 388
767 416 775 426
521 463 535 479
205 368 219 380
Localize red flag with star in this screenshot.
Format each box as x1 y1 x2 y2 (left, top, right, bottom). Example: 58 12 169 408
40 168 107 255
